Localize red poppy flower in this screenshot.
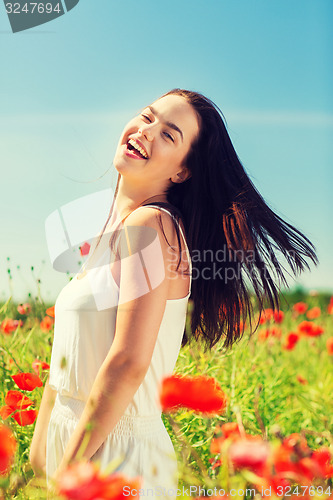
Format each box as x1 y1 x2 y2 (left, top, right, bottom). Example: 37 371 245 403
326 337 333 355
311 447 333 478
56 461 141 500
0 424 17 476
292 302 308 315
5 390 33 410
258 308 274 325
296 374 308 385
273 310 284 323
306 324 324 337
228 436 270 476
210 422 242 454
159 374 228 415
283 332 299 350
11 372 43 391
1 319 23 335
297 321 324 337
255 473 291 497
212 459 222 470
220 422 241 439
258 329 269 342
273 442 300 478
98 472 142 499
79 242 91 257
283 433 310 453
46 305 55 318
313 325 324 336
297 456 328 482
271 326 282 338
56 461 102 499
297 321 313 336
13 409 38 426
306 306 321 319
209 456 223 470
32 359 50 376
272 433 320 483
0 406 15 420
17 303 31 315
259 326 282 342
40 316 54 332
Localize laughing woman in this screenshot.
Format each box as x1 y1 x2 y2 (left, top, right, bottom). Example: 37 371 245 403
29 89 318 496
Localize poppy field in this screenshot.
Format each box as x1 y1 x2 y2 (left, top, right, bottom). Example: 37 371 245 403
0 287 332 499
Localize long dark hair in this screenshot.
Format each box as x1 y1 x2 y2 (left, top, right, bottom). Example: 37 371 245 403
100 88 319 352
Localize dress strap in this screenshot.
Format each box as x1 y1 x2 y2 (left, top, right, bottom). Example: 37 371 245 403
123 204 192 288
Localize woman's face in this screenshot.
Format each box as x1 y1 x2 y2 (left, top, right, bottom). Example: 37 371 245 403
113 94 200 189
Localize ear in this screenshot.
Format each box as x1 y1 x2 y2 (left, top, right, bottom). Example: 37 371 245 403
170 166 192 184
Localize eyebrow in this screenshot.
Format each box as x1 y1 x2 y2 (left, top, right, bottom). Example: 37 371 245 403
147 105 183 142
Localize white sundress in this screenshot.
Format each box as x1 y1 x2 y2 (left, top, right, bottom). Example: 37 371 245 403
46 204 192 498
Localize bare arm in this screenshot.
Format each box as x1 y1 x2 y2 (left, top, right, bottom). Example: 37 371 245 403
54 208 175 476
29 377 57 477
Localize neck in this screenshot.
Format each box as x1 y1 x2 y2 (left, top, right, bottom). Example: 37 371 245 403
114 176 168 222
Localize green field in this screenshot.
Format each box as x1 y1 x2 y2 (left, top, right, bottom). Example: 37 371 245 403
0 287 332 499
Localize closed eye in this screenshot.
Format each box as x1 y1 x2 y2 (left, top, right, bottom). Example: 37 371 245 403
164 132 174 142
141 114 151 122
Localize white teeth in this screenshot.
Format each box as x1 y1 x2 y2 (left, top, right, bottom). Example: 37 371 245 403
128 138 148 158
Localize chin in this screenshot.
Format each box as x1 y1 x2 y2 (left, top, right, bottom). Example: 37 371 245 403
113 155 132 176
113 150 125 170
113 159 124 174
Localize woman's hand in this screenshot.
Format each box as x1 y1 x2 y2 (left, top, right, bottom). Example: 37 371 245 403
29 445 47 479
29 377 57 478
47 477 59 499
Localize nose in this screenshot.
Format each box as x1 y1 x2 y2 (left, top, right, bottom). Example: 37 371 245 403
138 123 154 142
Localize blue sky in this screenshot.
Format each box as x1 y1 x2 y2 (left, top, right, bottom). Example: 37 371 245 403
1 0 332 302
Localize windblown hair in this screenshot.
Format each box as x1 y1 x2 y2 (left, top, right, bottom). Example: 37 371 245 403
101 88 319 352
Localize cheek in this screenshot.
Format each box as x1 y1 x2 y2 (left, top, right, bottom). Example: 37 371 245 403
159 150 184 173
158 148 178 165
120 119 138 142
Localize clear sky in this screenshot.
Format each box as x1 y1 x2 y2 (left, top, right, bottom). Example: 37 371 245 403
1 0 332 303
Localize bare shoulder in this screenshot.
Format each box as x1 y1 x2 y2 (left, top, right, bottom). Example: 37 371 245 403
120 206 190 299
124 206 176 231
122 206 178 248
119 206 186 274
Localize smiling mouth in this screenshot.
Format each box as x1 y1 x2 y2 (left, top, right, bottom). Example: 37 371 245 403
126 138 149 159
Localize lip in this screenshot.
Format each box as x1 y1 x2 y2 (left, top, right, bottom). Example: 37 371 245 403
132 138 149 158
123 143 148 160
125 137 149 159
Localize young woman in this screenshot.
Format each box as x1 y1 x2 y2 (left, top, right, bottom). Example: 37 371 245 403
29 89 318 495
